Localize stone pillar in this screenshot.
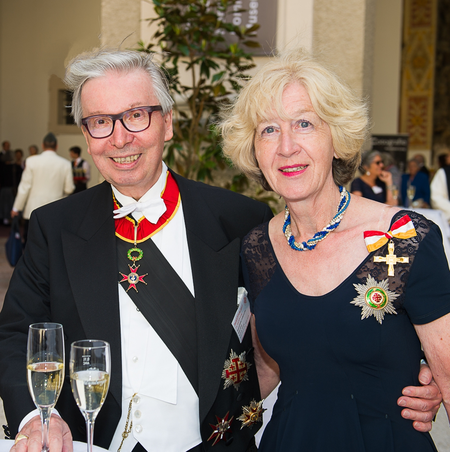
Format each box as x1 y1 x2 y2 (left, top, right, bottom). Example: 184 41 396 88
101 0 141 48
313 0 376 104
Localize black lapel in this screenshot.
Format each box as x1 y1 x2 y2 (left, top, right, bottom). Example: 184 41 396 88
173 174 241 421
61 182 122 407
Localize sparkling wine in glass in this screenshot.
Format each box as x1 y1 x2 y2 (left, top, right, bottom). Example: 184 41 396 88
407 184 416 206
70 340 111 452
27 323 65 452
391 185 399 201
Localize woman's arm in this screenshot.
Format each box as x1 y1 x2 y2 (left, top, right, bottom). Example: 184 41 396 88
379 170 398 206
250 315 280 399
415 312 450 420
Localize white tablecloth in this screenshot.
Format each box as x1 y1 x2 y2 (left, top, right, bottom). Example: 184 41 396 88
0 440 107 452
404 207 450 263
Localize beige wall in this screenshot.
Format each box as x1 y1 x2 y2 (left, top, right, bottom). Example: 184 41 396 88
0 0 405 187
0 0 144 187
0 0 103 184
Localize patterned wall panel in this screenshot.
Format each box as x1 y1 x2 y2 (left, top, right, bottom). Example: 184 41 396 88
400 0 437 151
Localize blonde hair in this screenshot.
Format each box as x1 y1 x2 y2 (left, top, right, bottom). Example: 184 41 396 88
220 48 369 189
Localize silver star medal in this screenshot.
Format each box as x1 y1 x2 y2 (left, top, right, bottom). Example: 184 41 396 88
351 275 399 324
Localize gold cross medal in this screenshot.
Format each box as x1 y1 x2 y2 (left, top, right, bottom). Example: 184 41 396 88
373 240 409 277
351 275 399 324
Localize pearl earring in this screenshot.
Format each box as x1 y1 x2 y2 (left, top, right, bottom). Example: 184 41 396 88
366 171 370 176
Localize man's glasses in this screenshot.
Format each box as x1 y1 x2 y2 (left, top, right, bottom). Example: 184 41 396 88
81 106 163 139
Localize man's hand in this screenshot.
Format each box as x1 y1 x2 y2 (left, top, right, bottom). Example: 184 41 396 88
398 363 442 432
10 415 73 452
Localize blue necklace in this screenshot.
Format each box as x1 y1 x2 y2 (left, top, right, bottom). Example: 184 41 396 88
282 185 351 251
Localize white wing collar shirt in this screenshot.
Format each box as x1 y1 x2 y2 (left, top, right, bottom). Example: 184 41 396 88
109 162 201 452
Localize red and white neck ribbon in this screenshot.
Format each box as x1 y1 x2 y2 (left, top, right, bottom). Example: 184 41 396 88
364 214 417 253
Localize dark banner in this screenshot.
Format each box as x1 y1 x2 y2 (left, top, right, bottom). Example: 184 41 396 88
217 0 278 55
371 134 409 173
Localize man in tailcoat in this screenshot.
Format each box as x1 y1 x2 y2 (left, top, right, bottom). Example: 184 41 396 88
0 49 441 452
0 49 271 452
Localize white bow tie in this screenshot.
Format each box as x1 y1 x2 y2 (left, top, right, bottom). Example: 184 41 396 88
113 197 167 224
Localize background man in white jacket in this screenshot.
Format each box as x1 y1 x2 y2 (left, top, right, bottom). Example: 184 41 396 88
11 132 74 242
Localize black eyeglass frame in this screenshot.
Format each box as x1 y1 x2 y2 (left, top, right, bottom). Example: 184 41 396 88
81 105 163 139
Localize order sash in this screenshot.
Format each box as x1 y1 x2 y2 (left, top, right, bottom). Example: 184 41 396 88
116 236 199 394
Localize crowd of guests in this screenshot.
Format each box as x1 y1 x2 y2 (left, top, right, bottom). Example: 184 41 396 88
350 150 443 211
0 138 90 238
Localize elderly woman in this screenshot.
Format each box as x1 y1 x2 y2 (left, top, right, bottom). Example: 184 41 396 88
351 150 398 205
221 49 450 451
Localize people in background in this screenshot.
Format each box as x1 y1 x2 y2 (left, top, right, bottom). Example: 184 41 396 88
401 159 430 208
0 142 16 225
351 150 398 205
0 140 14 163
28 145 39 157
12 150 24 193
11 132 74 243
431 161 450 223
69 145 90 193
412 154 430 180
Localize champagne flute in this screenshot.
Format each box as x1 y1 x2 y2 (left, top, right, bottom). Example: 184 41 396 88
70 340 111 452
407 184 416 207
27 323 65 452
391 184 399 201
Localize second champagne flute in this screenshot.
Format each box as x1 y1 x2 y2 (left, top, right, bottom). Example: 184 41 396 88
70 340 111 452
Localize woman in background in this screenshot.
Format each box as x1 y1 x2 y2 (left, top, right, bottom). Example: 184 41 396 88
351 150 398 205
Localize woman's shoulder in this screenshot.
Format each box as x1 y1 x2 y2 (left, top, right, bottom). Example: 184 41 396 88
242 220 269 250
347 195 400 231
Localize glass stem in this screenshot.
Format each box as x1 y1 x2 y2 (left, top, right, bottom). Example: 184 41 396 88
39 407 51 452
85 416 95 452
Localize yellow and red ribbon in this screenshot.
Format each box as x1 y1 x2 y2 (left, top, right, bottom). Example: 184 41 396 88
364 214 417 253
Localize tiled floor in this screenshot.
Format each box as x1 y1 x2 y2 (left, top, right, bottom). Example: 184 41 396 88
0 235 448 447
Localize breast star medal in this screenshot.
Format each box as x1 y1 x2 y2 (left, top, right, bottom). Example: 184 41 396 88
221 350 251 391
119 226 148 293
351 275 399 324
238 399 265 429
208 412 233 446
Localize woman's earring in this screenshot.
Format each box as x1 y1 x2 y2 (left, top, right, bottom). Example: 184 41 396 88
366 171 370 176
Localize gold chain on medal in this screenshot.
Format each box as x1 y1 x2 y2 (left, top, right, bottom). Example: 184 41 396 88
117 393 137 452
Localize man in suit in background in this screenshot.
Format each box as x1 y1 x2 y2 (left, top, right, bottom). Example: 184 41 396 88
0 49 440 452
11 132 74 243
69 145 90 193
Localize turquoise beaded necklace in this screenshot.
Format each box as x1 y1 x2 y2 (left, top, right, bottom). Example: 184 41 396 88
282 185 351 251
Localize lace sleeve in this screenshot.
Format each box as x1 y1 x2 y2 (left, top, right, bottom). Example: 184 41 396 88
241 223 277 309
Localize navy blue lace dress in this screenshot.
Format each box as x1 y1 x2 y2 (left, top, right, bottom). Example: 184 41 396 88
242 211 450 452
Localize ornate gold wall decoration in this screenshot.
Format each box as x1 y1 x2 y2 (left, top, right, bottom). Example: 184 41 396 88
400 0 437 151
